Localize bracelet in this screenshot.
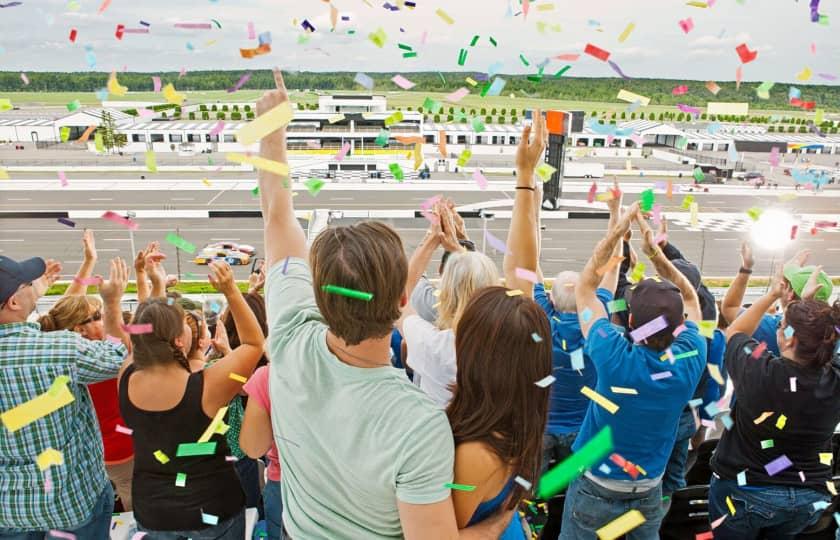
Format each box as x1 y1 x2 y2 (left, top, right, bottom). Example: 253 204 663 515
515 186 535 191
739 267 753 275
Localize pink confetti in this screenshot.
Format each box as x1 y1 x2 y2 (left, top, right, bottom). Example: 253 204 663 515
677 104 701 115
115 424 133 435
209 120 225 137
225 456 238 462
152 76 161 93
446 87 469 102
391 75 416 89
227 72 252 93
485 230 511 255
678 18 694 34
554 53 581 61
810 43 816 55
769 147 780 167
44 469 52 493
672 85 689 96
711 515 727 529
335 142 351 162
105 335 122 345
20 72 29 85
48 531 76 540
58 171 68 187
631 134 645 146
97 0 111 14
179 67 187 79
515 267 538 283
673 324 687 337
102 211 139 231
652 204 662 225
420 30 428 44
137 108 154 119
630 315 669 342
74 276 102 286
247 21 256 40
122 323 153 335
473 169 488 190
174 22 212 29
522 0 530 18
654 233 668 245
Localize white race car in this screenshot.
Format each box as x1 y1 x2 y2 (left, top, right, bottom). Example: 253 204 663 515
204 241 257 256
194 246 252 266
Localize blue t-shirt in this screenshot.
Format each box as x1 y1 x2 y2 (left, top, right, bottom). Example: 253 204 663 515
534 284 613 435
574 318 707 480
699 329 727 420
752 312 782 356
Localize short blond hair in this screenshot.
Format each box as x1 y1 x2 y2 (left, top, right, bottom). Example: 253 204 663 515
551 271 580 313
437 252 499 331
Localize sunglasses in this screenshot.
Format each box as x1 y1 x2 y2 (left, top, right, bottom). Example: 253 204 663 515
0 282 33 310
80 310 102 325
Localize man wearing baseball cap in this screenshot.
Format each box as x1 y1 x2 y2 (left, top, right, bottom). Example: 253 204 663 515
559 205 706 539
0 255 131 538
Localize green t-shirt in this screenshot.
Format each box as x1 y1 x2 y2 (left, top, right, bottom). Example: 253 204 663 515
266 258 454 539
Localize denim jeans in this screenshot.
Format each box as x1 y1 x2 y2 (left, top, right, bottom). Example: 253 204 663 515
235 456 264 520
0 483 114 540
662 408 697 497
136 508 245 540
559 475 665 540
708 476 829 540
263 479 285 540
541 432 578 475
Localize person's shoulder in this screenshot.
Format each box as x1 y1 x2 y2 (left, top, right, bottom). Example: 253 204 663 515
455 440 505 478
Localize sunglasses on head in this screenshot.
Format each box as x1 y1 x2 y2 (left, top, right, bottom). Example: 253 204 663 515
80 310 102 325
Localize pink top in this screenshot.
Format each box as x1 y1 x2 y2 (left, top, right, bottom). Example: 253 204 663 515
243 366 281 482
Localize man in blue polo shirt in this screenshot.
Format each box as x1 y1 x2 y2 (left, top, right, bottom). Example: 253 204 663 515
560 204 706 539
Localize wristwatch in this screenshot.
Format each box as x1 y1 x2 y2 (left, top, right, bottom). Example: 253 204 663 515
739 267 753 275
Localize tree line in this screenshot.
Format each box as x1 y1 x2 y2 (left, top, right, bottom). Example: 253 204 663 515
0 70 838 111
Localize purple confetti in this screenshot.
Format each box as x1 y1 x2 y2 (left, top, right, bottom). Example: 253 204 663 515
282 256 290 275
484 230 511 255
630 315 669 343
301 20 315 32
677 103 702 115
608 60 631 80
227 72 252 93
0 1 23 7
473 73 490 82
818 73 837 81
139 20 151 27
57 217 76 228
765 455 793 476
651 371 673 381
341 15 350 21
810 0 821 22
808 122 826 137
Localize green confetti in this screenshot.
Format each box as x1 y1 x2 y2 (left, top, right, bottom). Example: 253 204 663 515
639 189 655 212
489 36 497 47
423 97 443 114
445 483 477 492
471 116 485 133
519 53 530 67
693 167 705 182
673 350 699 360
469 35 480 46
457 48 468 66
761 439 774 449
608 299 627 314
321 284 374 301
251 186 260 197
537 425 613 499
175 472 187 487
66 99 81 112
375 128 390 147
165 232 196 254
554 65 572 78
746 207 763 221
176 441 217 457
304 178 325 196
457 149 472 167
675 136 688 150
397 43 413 51
389 163 404 181
535 163 557 182
403 51 417 58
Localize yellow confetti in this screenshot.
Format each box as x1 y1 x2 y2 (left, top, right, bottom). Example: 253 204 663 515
506 289 524 297
0 168 9 180
227 153 290 177
107 71 128 97
690 202 699 228
328 113 346 124
465 77 478 87
202 178 212 187
36 448 64 471
595 510 646 540
707 364 724 385
145 150 157 173
198 406 229 443
154 450 170 464
616 89 650 107
820 453 833 466
229 373 248 384
775 414 787 430
753 411 774 424
162 83 185 106
1 378 75 433
235 101 294 145
435 8 454 24
686 0 708 6
828 481 838 496
581 386 619 414
618 22 635 42
610 386 638 395
698 320 716 338
726 495 736 515
796 67 813 82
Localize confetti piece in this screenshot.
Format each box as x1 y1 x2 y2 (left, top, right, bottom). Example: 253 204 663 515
228 373 248 383
114 424 133 436
596 510 646 540
391 75 415 89
36 448 64 471
153 450 169 464
162 83 184 106
607 299 627 314
176 441 217 457
584 43 610 62
335 142 351 162
445 482 476 491
514 476 532 490
47 532 75 540
611 387 638 395
531 333 544 344
754 412 774 424
765 455 793 476
820 453 833 466
750 342 767 359
581 386 619 414
368 27 387 48
570 348 585 371
726 495 736 515
446 87 469 102
761 439 774 449
514 267 538 283
582 308 593 323
305 177 327 195
776 415 787 430
201 512 219 526
629 261 646 283
1 378 74 432
321 284 373 301
737 470 747 486
651 371 673 381
174 472 187 487
735 43 758 64
678 18 694 33
236 101 293 145
198 406 229 443
536 163 557 183
535 375 556 388
630 316 668 343
506 289 524 297
66 99 81 112
58 217 76 228
617 22 635 42
608 60 631 80
538 425 613 499
227 153 289 177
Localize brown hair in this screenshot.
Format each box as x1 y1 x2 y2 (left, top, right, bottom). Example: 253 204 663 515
447 286 553 509
785 299 840 368
183 310 206 359
223 292 268 364
309 221 407 346
39 295 100 332
131 299 191 372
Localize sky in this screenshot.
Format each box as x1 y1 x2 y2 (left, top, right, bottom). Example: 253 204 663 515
0 0 838 84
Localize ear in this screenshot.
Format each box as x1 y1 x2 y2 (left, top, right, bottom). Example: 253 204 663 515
628 313 634 328
400 292 408 309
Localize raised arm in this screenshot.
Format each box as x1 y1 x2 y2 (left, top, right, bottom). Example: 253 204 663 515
258 68 306 269
98 257 131 352
146 246 167 300
720 241 754 324
598 179 624 293
504 110 547 298
636 214 701 323
726 263 788 342
65 229 97 296
577 204 639 338
202 261 265 415
405 210 445 302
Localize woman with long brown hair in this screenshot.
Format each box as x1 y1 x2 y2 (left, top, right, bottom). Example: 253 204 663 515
446 286 553 538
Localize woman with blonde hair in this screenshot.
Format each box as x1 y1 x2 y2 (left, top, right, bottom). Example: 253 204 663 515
39 294 136 511
399 202 500 407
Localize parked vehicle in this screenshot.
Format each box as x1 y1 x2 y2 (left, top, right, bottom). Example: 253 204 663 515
744 172 766 186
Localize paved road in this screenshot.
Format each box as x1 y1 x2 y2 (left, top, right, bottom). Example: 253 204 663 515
1 216 836 286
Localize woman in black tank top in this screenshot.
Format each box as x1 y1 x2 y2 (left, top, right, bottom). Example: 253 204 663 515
118 261 265 539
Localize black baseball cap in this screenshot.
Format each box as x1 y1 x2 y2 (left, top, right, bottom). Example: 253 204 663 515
0 256 45 305
626 277 684 335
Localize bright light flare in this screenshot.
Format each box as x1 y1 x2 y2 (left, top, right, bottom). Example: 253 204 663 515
750 209 796 251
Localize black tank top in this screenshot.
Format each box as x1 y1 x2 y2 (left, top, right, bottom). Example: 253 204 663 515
119 364 245 531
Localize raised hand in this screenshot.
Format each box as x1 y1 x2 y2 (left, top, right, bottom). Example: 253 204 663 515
515 108 548 176
606 177 623 216
98 258 129 305
786 249 810 269
657 215 668 247
211 319 232 356
437 203 464 253
82 229 97 262
768 261 790 300
800 265 825 301
208 260 237 296
248 261 267 294
33 259 62 298
256 68 289 148
740 241 755 270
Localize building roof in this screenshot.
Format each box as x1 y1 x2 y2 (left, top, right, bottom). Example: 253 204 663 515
55 108 134 127
0 117 56 127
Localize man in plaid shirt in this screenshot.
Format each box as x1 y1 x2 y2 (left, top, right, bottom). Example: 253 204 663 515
0 255 131 539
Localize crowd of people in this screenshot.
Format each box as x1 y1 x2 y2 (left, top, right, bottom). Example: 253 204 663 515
1 69 839 540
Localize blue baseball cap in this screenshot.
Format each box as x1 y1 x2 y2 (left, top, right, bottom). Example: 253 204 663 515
0 256 45 305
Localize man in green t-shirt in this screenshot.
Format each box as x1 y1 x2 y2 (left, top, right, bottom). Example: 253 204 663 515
256 69 511 539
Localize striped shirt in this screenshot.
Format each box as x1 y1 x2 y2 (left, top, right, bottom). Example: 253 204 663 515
0 322 127 531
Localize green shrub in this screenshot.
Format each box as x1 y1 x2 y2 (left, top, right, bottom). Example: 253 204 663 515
217 112 226 120
231 112 242 120
201 111 210 120
188 112 196 120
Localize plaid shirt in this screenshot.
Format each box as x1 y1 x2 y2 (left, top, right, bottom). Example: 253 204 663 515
0 322 127 531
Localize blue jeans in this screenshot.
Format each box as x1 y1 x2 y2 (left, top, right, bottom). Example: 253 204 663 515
0 483 114 540
263 479 285 540
235 456 264 520
136 508 245 540
560 475 665 540
709 476 828 540
662 408 696 497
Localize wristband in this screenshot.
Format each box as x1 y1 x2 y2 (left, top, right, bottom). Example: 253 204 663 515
515 186 535 191
739 267 753 275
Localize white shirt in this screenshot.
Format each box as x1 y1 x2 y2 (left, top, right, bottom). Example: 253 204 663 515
403 315 457 408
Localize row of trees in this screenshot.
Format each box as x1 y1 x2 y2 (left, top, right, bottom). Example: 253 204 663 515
2 71 839 111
